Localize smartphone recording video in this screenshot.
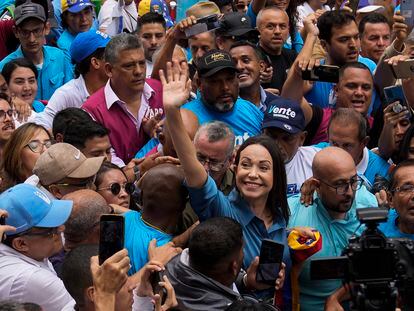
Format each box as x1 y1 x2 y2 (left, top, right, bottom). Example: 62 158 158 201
256 239 285 285
99 214 124 265
302 65 340 83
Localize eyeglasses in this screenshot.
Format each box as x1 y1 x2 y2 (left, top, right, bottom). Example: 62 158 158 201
26 140 52 153
196 154 228 172
24 227 59 238
0 109 16 122
391 184 414 195
17 26 45 39
318 175 362 195
97 182 135 196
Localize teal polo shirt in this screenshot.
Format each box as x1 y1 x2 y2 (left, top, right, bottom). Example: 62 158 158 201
288 185 378 311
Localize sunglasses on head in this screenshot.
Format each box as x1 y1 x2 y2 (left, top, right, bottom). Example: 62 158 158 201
98 182 135 196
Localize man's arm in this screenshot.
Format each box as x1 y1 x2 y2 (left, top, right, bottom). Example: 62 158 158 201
374 12 408 94
151 16 196 81
281 15 319 125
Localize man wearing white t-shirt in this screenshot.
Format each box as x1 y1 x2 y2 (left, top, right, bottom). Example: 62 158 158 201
262 98 318 196
98 0 138 34
35 29 110 129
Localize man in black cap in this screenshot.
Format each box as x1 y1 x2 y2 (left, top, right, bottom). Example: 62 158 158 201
215 12 258 51
183 49 263 145
262 98 318 196
0 0 73 100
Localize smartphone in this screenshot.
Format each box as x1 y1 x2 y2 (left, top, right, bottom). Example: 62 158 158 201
384 85 411 118
99 214 124 265
348 0 360 15
401 0 414 27
390 58 414 79
185 14 221 38
302 65 340 83
310 256 348 280
256 239 285 285
150 271 167 303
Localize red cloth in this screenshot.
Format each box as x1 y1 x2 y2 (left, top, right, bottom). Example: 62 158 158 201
0 20 18 61
82 78 164 163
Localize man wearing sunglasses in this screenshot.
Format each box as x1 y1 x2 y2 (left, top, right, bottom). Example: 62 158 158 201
287 147 378 311
0 1 73 101
28 143 105 199
0 183 75 310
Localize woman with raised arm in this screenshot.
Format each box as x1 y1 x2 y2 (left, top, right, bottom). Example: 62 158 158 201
162 61 292 308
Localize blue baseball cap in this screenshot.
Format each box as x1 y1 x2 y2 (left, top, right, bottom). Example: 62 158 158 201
61 0 93 14
262 97 305 134
70 29 110 63
0 184 73 236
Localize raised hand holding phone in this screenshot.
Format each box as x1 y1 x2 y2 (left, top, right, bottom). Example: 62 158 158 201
99 214 125 265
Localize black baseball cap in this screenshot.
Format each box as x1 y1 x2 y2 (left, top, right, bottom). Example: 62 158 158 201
218 12 258 37
262 98 305 134
196 49 237 78
14 1 47 26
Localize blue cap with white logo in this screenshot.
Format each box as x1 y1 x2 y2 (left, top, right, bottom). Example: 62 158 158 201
262 97 305 134
0 184 73 235
70 29 110 63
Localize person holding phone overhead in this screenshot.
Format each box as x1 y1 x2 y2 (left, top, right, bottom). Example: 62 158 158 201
163 60 292 308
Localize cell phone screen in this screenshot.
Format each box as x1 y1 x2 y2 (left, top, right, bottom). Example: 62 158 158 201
99 215 124 265
256 239 284 285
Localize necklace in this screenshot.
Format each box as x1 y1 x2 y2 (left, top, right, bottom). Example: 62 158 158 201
140 215 169 234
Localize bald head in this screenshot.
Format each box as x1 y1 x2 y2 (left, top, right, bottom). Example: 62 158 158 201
312 147 355 180
257 6 288 27
140 164 187 215
63 190 111 250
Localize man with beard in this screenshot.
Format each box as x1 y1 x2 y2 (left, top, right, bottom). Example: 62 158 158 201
287 147 378 311
183 50 263 145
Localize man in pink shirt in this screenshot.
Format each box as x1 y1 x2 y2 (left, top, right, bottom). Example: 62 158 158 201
82 33 163 164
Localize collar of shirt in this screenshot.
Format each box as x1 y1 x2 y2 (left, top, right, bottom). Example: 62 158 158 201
78 74 90 98
229 189 286 232
104 79 155 109
313 195 358 224
356 147 369 176
17 45 54 65
259 86 267 112
0 243 52 269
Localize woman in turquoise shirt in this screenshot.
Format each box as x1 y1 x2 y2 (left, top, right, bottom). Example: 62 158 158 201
163 61 292 309
2 58 45 118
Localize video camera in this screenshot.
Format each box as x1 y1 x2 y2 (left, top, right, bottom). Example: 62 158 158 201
310 208 414 311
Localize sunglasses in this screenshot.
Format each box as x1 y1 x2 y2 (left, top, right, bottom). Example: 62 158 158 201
98 182 135 196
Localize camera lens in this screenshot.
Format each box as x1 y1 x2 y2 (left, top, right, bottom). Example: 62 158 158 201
392 103 403 113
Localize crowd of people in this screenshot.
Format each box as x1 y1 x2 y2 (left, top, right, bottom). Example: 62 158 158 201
0 0 413 310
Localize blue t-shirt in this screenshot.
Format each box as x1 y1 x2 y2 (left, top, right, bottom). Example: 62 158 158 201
314 142 390 189
0 46 73 100
183 97 263 145
288 186 378 311
379 209 414 239
304 56 381 114
124 210 173 275
187 175 292 307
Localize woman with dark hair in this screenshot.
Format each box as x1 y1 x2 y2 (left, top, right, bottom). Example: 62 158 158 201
163 61 291 307
1 58 45 125
95 161 135 210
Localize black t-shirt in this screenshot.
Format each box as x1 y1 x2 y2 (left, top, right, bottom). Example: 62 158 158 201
260 47 297 91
